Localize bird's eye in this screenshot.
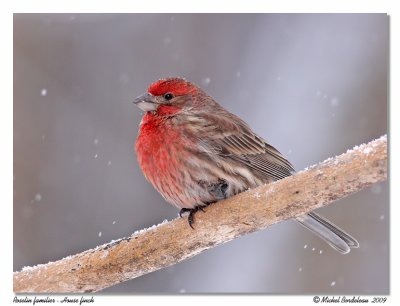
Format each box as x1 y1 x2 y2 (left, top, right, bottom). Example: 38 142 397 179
164 93 174 101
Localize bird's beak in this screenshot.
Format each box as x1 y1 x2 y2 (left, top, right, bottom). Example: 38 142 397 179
133 93 158 112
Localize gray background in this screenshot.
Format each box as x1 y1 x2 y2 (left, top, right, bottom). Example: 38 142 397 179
14 14 388 293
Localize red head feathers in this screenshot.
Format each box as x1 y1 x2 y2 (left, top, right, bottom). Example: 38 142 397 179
147 77 197 96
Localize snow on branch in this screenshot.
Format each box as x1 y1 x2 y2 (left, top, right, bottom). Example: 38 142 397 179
13 135 387 293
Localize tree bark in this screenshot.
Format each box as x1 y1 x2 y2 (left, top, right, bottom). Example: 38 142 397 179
13 135 387 293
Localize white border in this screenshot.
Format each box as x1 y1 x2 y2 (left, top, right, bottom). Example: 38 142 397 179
2 1 398 305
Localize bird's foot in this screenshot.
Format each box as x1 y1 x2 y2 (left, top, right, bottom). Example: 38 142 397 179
179 206 206 229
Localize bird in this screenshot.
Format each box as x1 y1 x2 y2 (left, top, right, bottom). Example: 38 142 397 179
133 77 359 254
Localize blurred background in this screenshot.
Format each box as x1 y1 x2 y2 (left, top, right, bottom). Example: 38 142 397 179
13 14 388 293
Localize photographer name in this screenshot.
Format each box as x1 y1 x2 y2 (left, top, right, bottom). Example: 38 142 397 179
320 296 369 303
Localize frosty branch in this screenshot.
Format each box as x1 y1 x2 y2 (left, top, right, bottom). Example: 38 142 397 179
13 135 387 293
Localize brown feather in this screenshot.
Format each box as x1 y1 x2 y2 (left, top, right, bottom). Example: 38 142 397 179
184 108 295 183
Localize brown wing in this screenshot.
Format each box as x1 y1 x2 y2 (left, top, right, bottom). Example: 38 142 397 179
189 110 295 181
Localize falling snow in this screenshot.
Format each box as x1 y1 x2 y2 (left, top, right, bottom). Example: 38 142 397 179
98 232 102 237
113 220 116 225
93 139 99 145
236 71 241 78
298 267 303 272
379 215 385 221
107 161 112 166
40 88 47 96
312 247 316 252
202 77 211 86
94 154 98 159
34 193 42 202
304 244 308 249
330 281 336 287
330 97 340 107
319 250 323 254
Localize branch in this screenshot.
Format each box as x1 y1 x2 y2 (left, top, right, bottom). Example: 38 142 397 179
13 135 387 293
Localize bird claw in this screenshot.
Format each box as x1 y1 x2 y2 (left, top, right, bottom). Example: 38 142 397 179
179 206 206 229
179 208 191 218
188 211 195 229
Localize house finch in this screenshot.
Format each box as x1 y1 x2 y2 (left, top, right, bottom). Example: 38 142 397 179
134 77 359 254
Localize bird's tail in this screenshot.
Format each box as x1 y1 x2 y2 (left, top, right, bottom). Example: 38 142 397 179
296 212 359 254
